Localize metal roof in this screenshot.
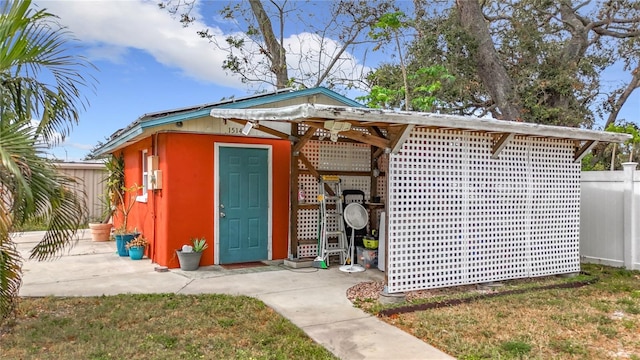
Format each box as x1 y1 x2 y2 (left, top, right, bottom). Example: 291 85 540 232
94 87 362 156
209 103 631 143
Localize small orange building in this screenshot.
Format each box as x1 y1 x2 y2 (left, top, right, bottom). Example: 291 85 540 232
97 87 630 293
95 88 361 268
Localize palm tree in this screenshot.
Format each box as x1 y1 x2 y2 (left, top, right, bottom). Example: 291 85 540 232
0 0 95 323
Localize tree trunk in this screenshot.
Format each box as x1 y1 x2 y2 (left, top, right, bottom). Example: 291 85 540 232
248 0 289 89
605 67 640 129
456 0 521 121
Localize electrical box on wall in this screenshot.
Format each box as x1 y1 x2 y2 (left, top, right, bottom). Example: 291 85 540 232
146 155 161 190
151 170 163 190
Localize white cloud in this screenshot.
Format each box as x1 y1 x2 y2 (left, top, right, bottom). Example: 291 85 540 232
34 1 370 92
36 0 244 88
84 45 129 64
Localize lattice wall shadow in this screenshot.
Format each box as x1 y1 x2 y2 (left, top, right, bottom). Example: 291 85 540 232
386 128 580 293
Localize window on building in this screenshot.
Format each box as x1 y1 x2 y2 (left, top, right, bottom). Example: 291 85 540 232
137 149 148 202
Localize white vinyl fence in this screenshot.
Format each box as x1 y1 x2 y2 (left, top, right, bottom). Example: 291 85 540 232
580 163 640 270
55 162 108 222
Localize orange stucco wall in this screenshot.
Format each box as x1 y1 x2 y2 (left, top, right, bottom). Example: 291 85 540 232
117 132 291 268
113 139 155 257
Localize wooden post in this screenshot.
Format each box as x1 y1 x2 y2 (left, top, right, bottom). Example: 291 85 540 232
290 123 300 258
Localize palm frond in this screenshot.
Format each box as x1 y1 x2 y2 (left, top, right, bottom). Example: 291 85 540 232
0 0 96 323
0 0 96 144
0 234 21 324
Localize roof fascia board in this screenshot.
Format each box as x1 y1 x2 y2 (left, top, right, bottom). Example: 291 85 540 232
209 104 632 143
95 126 144 155
141 108 212 128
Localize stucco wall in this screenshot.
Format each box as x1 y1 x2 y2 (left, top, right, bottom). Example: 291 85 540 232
118 132 291 267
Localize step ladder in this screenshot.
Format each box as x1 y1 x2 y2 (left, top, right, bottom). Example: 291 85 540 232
314 175 348 268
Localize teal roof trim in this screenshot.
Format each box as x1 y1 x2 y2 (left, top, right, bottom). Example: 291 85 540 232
96 126 144 155
141 108 212 129
217 87 363 109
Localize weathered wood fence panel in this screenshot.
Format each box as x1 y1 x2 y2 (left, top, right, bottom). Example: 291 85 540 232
55 162 107 222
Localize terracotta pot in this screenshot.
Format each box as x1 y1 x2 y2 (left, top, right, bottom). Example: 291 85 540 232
89 223 113 242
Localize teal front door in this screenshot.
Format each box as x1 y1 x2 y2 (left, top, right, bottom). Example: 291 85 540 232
218 146 269 264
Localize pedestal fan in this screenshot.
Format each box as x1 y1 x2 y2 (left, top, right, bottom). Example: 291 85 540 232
340 202 368 273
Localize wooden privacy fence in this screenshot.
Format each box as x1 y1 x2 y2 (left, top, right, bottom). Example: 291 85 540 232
580 163 640 270
54 161 108 222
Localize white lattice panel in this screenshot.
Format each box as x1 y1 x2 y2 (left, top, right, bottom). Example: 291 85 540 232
298 174 318 203
299 141 320 172
386 128 580 293
297 242 341 258
296 208 319 241
528 139 581 276
318 142 371 172
376 154 389 201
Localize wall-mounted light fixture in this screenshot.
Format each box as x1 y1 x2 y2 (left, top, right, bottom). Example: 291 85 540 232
241 122 254 135
176 121 183 127
324 120 351 142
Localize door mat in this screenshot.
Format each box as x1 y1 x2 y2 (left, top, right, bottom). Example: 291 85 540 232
220 261 268 270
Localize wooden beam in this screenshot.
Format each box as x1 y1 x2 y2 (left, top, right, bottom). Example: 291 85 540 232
304 121 390 149
298 153 335 196
373 147 385 159
370 126 387 139
389 124 414 154
229 119 296 141
491 133 514 159
292 127 316 154
340 129 391 149
299 170 382 177
574 140 598 163
298 152 319 178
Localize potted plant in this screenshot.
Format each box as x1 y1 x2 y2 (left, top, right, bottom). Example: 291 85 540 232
88 220 112 242
113 184 141 256
176 237 208 271
125 234 148 260
88 155 123 241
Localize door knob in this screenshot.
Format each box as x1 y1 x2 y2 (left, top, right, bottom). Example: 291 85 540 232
220 212 226 218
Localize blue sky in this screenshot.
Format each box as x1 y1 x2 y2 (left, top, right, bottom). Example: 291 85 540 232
33 0 639 161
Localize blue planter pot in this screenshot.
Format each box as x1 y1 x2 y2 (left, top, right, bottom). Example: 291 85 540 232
115 234 136 256
128 246 144 260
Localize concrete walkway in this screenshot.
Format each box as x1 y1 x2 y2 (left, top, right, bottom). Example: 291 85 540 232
17 231 455 360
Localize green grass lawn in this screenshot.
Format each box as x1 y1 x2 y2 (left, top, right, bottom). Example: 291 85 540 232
357 264 640 360
1 294 337 360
